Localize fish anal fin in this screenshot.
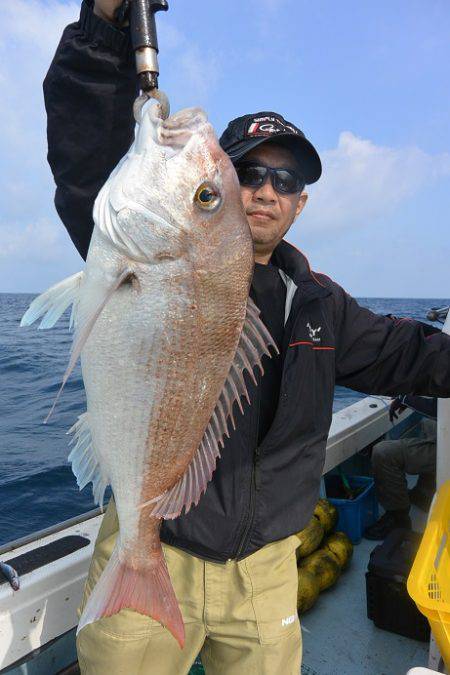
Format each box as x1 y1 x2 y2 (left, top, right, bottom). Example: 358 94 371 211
150 297 277 520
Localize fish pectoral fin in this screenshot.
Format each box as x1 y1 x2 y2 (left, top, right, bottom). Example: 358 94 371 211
68 412 109 507
20 271 84 330
45 267 133 423
150 297 278 520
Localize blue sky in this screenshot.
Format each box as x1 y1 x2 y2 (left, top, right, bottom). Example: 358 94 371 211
1 0 449 297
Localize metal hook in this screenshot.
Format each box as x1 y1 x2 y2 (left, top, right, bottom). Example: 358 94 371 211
133 89 170 124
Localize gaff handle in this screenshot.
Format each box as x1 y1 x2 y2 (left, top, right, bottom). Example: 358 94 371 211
130 0 169 92
130 0 168 52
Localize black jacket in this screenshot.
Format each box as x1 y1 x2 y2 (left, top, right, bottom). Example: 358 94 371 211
43 2 450 562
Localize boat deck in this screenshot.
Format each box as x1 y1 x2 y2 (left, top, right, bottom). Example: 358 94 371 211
301 503 430 675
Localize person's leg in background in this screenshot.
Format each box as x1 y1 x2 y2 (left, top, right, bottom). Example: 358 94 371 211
364 430 436 540
409 419 437 510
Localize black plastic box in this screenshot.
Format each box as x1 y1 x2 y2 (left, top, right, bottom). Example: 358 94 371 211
365 528 430 642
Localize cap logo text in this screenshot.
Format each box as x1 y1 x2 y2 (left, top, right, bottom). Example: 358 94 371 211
246 115 300 138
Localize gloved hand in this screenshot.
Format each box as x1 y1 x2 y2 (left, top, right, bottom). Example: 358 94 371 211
389 397 407 423
94 0 125 24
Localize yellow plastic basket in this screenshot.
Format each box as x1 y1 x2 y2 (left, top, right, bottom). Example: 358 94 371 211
408 479 450 670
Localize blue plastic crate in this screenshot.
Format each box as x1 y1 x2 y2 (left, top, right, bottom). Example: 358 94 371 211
325 475 378 544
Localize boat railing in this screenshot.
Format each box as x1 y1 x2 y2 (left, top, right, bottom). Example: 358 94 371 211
0 508 102 558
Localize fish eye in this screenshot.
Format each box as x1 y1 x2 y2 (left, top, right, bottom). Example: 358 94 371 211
194 182 222 212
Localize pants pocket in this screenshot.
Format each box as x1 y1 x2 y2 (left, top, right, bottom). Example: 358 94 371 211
245 535 300 645
77 618 152 675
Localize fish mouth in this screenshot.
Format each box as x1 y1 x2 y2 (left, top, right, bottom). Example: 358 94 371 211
135 101 209 156
156 108 210 151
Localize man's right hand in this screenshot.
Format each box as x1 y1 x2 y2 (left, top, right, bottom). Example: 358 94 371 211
94 0 124 24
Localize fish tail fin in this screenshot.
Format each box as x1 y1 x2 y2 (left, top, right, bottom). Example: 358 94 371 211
77 546 185 648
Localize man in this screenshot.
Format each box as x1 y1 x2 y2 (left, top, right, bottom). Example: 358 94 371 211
44 2 450 673
364 395 437 540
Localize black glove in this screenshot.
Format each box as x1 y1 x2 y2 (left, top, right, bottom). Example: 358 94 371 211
389 397 407 423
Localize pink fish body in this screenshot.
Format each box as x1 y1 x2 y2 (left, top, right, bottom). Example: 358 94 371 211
22 102 275 647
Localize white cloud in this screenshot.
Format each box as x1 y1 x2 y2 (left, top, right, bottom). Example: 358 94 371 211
249 0 293 40
0 0 78 56
158 21 221 107
302 131 450 233
0 1 80 290
158 22 185 51
178 46 220 104
0 218 67 262
0 1 79 200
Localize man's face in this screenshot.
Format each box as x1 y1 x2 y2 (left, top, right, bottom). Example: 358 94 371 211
237 141 308 261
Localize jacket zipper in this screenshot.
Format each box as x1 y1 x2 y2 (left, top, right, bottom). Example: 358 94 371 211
234 393 261 559
233 289 314 560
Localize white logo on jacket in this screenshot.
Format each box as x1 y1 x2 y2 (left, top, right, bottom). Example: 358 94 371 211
307 322 322 343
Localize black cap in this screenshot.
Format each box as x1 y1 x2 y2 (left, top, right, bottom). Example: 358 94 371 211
219 111 321 184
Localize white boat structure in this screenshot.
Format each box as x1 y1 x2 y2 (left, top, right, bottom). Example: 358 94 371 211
1 307 449 675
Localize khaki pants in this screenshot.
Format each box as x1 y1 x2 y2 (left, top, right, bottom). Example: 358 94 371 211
77 500 302 675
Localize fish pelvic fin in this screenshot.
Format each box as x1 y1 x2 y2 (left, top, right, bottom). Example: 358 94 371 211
149 297 278 520
77 546 185 649
45 267 133 423
20 272 84 330
67 412 109 508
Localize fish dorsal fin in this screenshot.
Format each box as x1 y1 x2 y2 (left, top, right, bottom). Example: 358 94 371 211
149 297 278 520
68 412 109 507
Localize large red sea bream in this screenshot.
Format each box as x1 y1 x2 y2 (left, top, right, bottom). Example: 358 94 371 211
21 101 276 647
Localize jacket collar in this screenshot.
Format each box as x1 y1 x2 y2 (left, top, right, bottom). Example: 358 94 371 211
271 239 331 303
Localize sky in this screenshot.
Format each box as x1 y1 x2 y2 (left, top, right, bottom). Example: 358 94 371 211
0 0 449 297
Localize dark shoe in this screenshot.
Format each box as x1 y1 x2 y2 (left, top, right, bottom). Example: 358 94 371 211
408 487 434 512
363 510 411 540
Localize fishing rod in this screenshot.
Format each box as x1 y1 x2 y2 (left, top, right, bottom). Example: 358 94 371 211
116 0 170 117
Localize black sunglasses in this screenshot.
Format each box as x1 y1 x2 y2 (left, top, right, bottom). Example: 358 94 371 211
235 161 306 195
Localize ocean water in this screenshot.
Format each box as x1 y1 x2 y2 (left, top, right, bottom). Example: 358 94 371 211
0 294 447 546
